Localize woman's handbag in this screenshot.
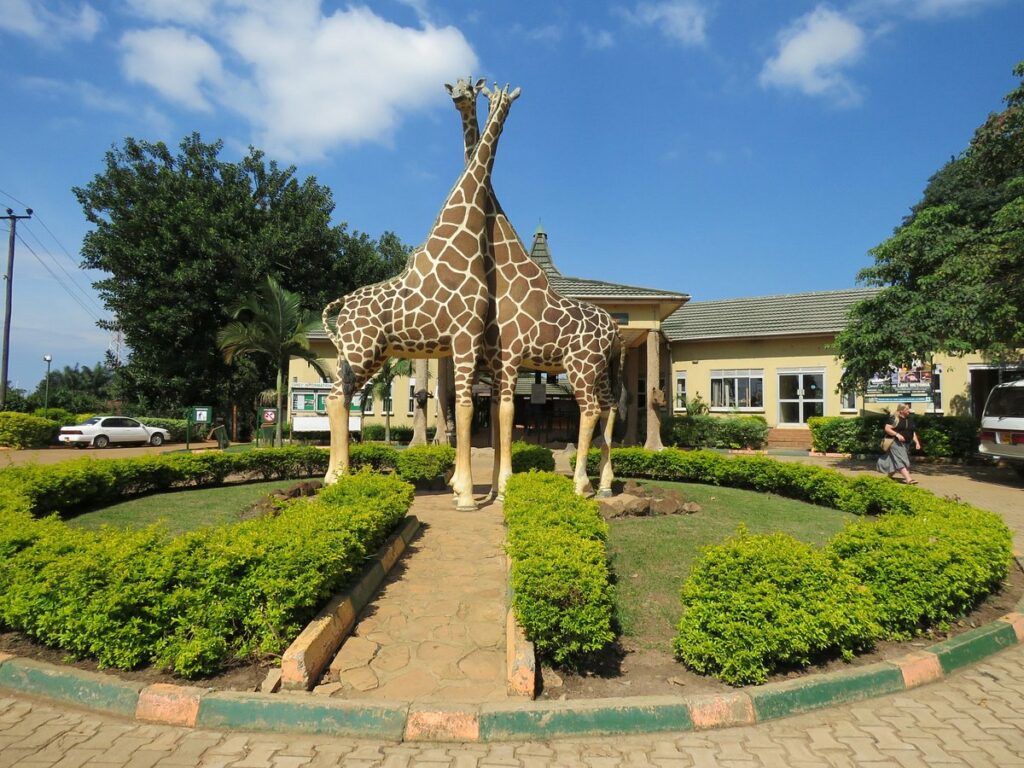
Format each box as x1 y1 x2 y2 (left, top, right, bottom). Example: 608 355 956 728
880 436 895 452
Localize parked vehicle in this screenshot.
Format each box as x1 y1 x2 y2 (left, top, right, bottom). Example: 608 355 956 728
978 379 1024 475
58 416 171 448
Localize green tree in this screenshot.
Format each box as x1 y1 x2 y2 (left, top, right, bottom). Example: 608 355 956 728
26 362 113 413
217 276 329 447
74 133 407 419
835 62 1024 391
363 357 412 443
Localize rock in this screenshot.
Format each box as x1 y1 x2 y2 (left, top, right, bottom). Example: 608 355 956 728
598 493 650 519
649 496 681 516
681 502 702 514
668 676 687 687
542 668 563 689
622 480 647 497
258 668 282 693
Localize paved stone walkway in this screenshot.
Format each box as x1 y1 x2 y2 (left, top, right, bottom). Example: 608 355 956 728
1 643 1022 766
318 454 508 703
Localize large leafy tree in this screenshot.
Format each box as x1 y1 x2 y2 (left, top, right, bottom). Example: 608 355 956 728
74 133 407 418
836 62 1024 391
217 276 329 447
27 361 113 413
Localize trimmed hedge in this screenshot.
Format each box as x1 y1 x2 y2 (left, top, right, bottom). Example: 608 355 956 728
503 473 614 667
571 447 1013 684
0 412 60 448
674 528 879 685
0 453 414 678
661 415 770 450
31 409 93 426
510 442 555 473
808 414 978 458
395 444 456 482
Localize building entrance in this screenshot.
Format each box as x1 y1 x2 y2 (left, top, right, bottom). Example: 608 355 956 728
778 370 825 425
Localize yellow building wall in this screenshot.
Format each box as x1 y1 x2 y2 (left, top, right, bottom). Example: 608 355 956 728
669 337 997 427
287 340 440 429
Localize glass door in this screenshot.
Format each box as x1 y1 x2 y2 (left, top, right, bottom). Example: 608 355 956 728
778 371 825 424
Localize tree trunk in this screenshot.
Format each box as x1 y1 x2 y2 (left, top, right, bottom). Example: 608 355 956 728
410 359 429 446
275 362 284 448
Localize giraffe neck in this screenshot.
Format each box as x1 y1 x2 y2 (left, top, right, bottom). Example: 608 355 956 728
458 105 478 166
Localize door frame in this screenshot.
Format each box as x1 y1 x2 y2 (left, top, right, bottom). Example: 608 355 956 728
777 367 826 426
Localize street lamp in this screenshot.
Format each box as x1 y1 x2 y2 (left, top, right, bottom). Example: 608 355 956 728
42 355 52 420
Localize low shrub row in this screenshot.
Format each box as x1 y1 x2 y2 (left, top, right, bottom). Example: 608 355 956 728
573 447 1013 685
0 470 414 677
503 473 615 668
510 442 555 473
661 415 770 450
0 412 61 448
0 444 454 518
808 414 979 458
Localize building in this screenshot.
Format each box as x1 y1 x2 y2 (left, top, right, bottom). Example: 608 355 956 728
289 230 1023 446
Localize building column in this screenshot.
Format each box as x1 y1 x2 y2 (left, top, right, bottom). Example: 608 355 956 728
644 330 665 451
624 346 640 446
410 358 429 446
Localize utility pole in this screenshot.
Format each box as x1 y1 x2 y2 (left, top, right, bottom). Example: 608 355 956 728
1 207 32 409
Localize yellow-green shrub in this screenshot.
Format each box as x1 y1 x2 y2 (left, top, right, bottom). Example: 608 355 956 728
0 412 60 448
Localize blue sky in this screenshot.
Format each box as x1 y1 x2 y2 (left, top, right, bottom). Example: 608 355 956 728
0 0 1021 391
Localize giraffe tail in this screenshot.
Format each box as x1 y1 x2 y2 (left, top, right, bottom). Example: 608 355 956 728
612 333 628 419
322 297 345 344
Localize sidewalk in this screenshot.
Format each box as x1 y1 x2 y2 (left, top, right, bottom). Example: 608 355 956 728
317 460 508 702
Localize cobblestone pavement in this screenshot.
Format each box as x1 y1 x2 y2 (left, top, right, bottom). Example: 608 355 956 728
1 642 1022 766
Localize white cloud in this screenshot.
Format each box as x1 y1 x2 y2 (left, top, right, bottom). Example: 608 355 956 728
123 0 217 25
0 0 101 42
760 6 866 107
624 0 708 46
511 22 565 44
853 0 1005 18
120 27 224 111
581 25 615 50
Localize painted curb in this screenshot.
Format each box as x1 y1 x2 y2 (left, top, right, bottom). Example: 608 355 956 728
504 554 537 698
279 515 420 690
0 615 1022 741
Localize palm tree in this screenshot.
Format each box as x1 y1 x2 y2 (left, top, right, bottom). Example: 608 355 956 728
217 276 329 447
363 357 412 443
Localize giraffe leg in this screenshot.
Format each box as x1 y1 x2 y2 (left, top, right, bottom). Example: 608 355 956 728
489 396 500 498
453 400 477 510
573 411 599 497
495 368 517 499
325 391 350 485
596 406 616 497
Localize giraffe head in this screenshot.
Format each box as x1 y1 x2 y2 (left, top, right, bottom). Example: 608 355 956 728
445 76 485 115
481 82 521 116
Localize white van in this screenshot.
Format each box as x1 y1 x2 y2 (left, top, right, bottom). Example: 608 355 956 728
978 379 1024 475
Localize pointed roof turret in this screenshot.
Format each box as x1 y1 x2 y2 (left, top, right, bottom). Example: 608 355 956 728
528 223 561 276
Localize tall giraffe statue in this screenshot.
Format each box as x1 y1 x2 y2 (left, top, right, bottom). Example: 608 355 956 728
446 78 626 498
322 83 520 511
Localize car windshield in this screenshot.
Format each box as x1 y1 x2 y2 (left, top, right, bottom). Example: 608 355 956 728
985 387 1024 418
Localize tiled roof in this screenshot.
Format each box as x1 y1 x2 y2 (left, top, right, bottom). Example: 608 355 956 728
662 287 881 342
529 226 687 301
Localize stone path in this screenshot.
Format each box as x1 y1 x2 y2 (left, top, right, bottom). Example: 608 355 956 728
318 453 508 703
1 642 1022 766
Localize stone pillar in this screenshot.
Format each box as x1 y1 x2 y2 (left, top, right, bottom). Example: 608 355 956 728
644 330 665 451
410 358 429 446
624 346 640 446
435 357 456 446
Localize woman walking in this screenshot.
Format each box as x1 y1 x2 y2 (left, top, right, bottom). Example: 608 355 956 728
877 402 922 484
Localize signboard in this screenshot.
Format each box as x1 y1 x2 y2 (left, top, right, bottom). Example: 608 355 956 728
261 408 278 426
191 406 211 424
865 363 936 404
530 382 547 405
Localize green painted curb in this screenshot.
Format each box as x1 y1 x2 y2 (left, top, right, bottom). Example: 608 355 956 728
479 697 693 740
927 621 1019 675
196 691 408 739
0 657 142 717
749 663 904 722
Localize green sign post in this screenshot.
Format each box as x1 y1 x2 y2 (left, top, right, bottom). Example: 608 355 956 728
186 406 211 451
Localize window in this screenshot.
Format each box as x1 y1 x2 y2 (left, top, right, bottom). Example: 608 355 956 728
382 381 395 416
710 369 764 410
408 378 417 416
674 372 687 411
840 389 857 411
637 376 646 409
316 393 328 412
362 391 374 415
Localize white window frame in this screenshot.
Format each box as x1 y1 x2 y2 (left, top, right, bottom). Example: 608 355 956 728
710 369 764 412
839 369 858 413
674 371 687 412
927 365 943 414
407 377 417 416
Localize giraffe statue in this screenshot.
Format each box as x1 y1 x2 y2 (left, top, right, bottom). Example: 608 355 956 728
446 77 626 498
322 83 520 511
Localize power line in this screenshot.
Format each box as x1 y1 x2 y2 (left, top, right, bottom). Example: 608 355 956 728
15 232 105 324
19 221 105 316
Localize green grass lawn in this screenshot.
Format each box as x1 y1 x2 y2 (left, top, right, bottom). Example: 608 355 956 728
64 479 300 536
609 480 859 653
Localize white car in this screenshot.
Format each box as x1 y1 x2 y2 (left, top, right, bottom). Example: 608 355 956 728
59 416 171 448
978 379 1024 475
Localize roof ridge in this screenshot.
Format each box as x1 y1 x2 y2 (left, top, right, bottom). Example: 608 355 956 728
677 286 880 308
